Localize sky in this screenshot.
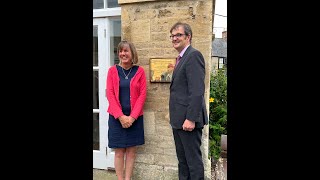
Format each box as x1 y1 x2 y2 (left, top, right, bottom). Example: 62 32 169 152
213 0 227 38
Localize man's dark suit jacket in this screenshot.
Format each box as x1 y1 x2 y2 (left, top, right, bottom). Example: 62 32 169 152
169 46 209 129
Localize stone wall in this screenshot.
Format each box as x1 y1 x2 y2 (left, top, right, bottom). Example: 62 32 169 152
118 0 214 179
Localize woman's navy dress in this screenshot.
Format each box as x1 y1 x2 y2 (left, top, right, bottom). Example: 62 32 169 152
108 65 145 148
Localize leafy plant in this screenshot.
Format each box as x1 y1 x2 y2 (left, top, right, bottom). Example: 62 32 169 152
209 67 227 161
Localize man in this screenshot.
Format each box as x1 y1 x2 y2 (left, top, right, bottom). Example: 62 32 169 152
169 22 208 180
161 63 174 82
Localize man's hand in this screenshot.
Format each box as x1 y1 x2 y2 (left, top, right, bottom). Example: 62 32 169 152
182 119 195 131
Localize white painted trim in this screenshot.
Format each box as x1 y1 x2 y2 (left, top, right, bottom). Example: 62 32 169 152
93 18 110 170
93 7 121 18
93 17 120 170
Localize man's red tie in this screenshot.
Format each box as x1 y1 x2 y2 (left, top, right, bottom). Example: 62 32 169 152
175 55 181 69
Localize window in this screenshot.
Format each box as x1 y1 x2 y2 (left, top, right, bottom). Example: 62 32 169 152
93 0 119 9
109 18 121 65
218 57 224 69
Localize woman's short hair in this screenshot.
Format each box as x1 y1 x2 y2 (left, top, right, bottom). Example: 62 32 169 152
117 40 139 65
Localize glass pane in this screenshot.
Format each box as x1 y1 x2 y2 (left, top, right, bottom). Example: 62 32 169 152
93 113 100 150
93 26 98 66
107 0 119 8
93 0 104 9
110 19 121 65
219 58 224 64
93 71 99 109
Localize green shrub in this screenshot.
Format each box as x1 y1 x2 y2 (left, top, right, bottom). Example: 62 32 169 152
209 67 227 161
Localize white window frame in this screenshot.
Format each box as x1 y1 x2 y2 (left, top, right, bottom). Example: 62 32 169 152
93 7 121 18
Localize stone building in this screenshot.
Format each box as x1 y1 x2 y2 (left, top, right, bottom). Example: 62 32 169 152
93 0 215 179
211 31 227 74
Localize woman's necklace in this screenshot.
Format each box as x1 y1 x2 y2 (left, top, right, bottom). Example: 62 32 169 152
121 67 132 79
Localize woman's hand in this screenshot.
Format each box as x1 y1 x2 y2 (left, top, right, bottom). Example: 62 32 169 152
119 115 133 128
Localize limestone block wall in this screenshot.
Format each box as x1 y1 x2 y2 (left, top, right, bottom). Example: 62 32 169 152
118 0 214 179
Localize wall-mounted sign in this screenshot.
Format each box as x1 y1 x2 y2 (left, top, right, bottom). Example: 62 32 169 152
150 58 176 83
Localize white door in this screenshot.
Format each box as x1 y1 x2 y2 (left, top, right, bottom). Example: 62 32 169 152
93 17 122 170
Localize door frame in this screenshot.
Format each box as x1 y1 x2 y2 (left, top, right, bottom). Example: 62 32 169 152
93 7 121 170
93 17 119 169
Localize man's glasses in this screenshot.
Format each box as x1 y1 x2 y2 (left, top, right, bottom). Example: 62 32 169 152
169 33 186 40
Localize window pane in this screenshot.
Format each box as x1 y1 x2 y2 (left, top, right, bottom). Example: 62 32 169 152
219 58 224 64
93 0 104 9
110 19 121 65
218 58 224 69
93 71 99 109
107 0 119 8
93 113 100 150
93 26 98 66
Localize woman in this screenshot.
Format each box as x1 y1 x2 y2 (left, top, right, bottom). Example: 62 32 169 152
106 40 147 180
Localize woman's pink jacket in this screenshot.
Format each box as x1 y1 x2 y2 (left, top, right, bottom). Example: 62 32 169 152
106 65 147 120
